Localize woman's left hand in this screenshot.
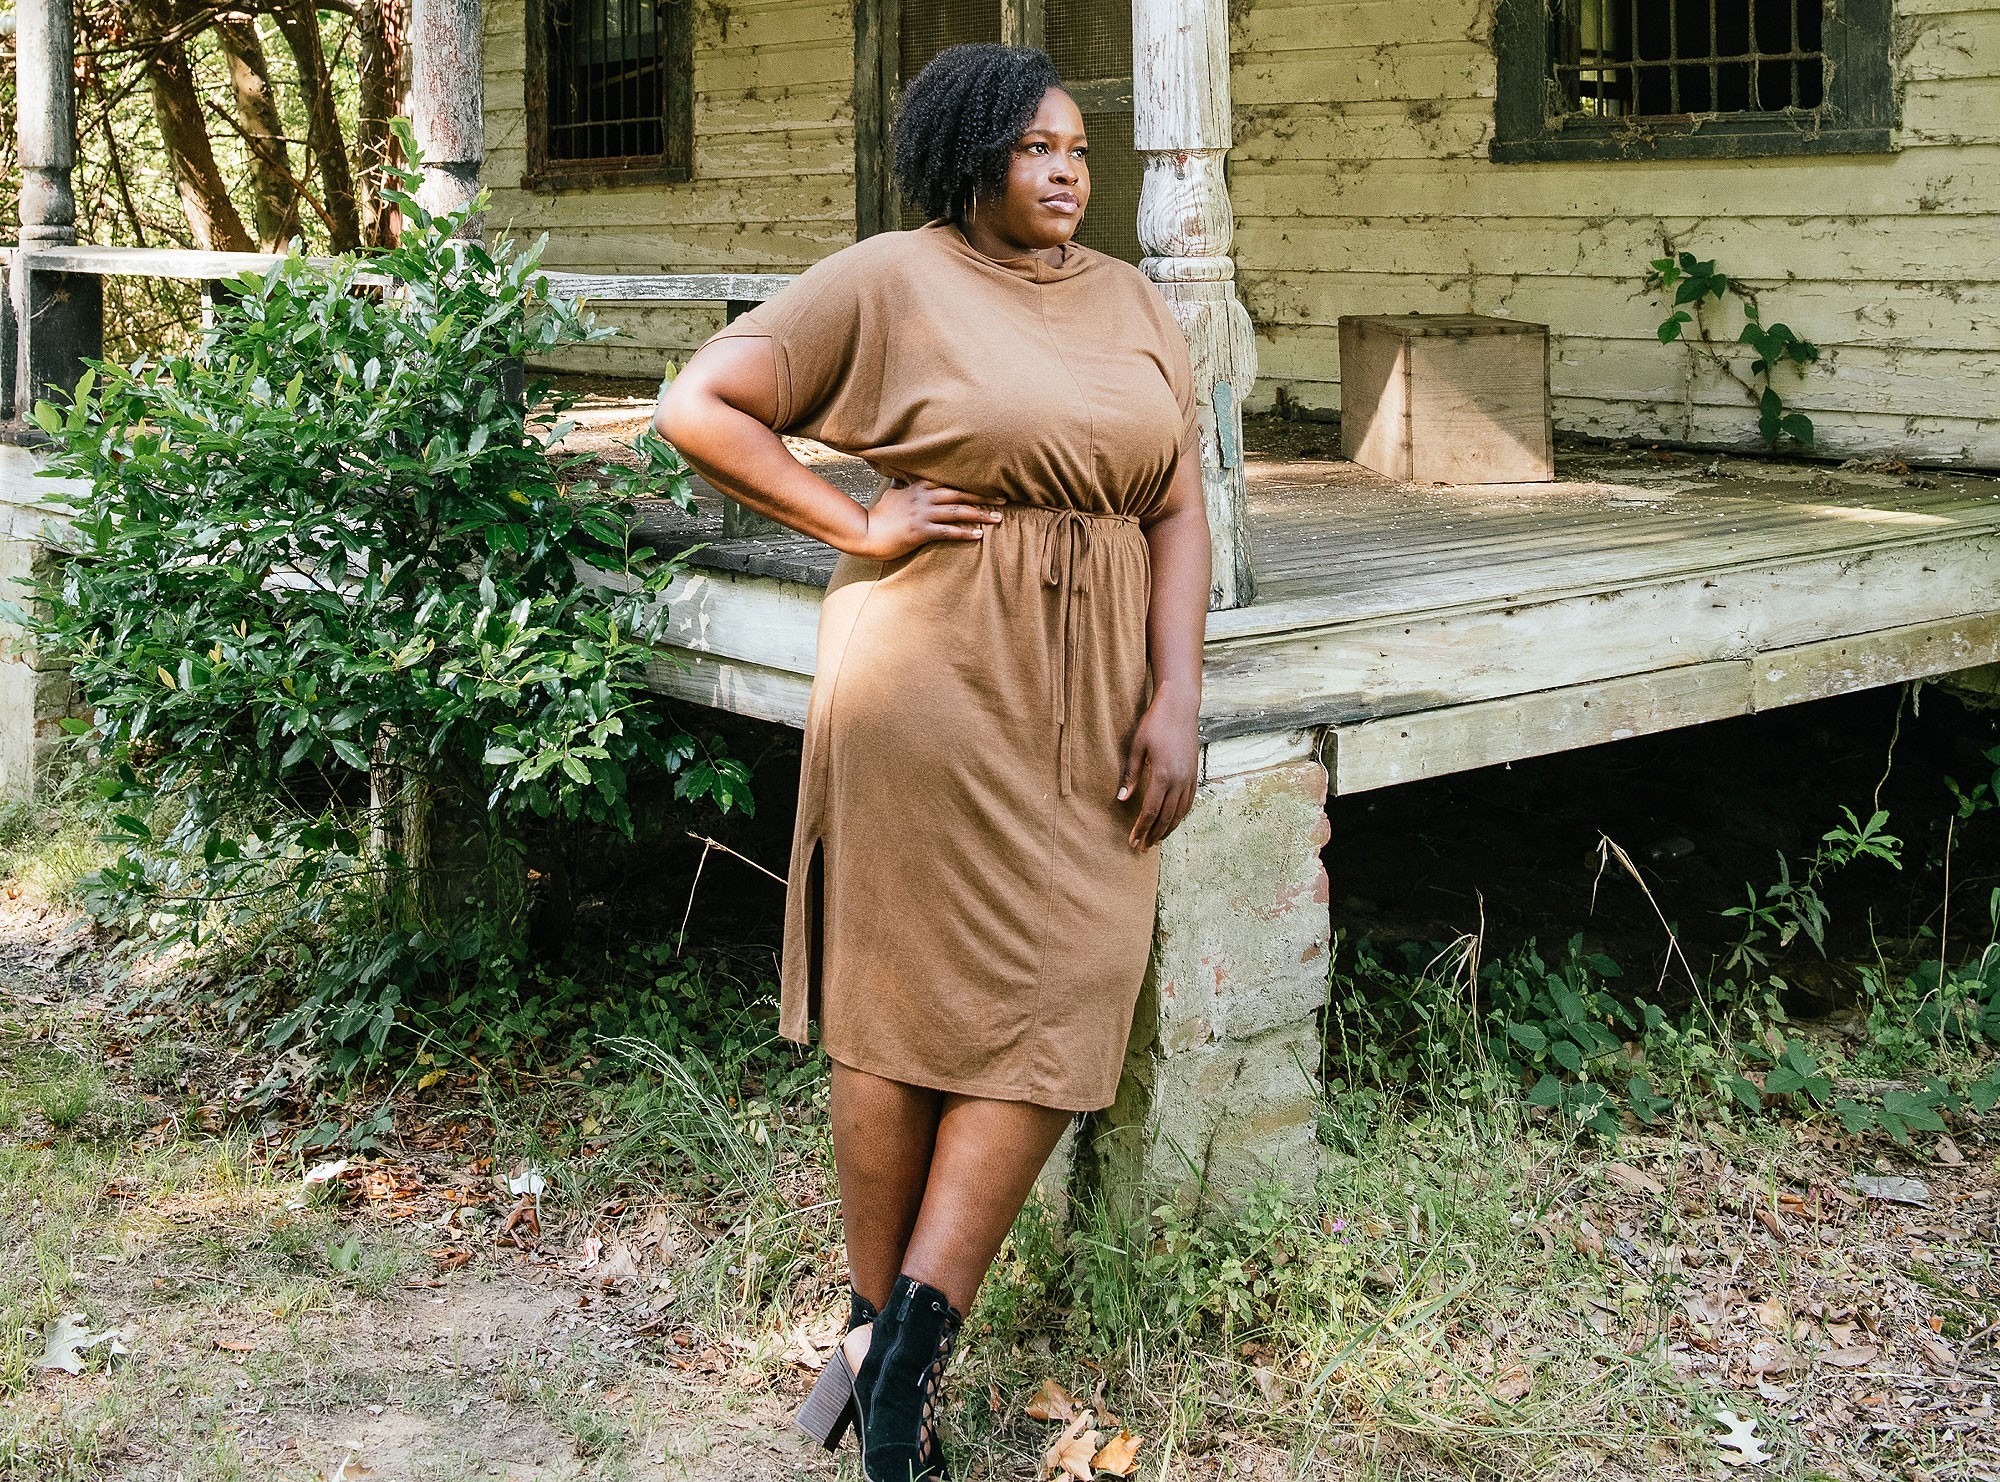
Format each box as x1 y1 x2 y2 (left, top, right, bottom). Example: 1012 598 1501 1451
1118 687 1200 851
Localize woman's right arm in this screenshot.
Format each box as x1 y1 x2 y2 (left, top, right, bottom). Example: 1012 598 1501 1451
653 337 1003 560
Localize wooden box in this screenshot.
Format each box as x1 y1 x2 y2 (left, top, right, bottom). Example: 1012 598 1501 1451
1338 314 1553 484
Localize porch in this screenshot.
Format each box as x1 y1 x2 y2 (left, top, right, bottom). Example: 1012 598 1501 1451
551 385 2000 797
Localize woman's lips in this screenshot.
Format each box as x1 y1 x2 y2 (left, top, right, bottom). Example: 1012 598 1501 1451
1041 194 1080 214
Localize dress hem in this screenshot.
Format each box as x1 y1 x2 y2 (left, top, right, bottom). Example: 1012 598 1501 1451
784 1033 1113 1115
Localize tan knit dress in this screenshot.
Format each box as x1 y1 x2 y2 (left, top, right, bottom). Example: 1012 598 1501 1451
705 220 1201 1112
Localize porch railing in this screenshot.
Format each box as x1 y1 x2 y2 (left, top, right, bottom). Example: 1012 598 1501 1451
2 241 798 536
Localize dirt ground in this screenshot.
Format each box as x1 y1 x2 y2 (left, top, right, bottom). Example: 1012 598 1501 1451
5 856 1999 1481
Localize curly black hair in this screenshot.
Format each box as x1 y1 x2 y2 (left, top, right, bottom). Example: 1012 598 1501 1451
890 43 1064 225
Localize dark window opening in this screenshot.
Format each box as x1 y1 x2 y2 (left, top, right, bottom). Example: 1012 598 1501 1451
1493 0 1894 162
547 0 667 161
1555 0 1825 119
527 0 691 189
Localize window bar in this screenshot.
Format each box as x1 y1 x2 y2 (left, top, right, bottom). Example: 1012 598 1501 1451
1790 0 1802 110
1667 0 1679 114
589 0 602 161
1708 0 1720 114
1630 0 1641 114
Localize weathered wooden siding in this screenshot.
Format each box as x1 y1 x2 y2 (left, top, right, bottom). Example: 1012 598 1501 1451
1231 0 2000 465
485 1 2000 462
482 0 856 375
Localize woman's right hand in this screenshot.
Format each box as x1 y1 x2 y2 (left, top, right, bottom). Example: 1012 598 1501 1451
850 479 1006 560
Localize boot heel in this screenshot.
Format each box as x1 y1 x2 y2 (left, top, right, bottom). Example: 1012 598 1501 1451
793 1353 858 1449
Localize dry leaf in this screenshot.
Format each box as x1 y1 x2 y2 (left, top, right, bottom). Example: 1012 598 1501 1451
1492 1363 1533 1402
1026 1377 1081 1423
34 1314 128 1373
594 1243 640 1285
1852 1174 1928 1206
1604 1162 1665 1196
1040 1413 1101 1482
1935 1136 1965 1166
1819 1344 1880 1369
1713 1409 1769 1466
1092 1429 1144 1477
1752 1297 1787 1331
214 1338 257 1353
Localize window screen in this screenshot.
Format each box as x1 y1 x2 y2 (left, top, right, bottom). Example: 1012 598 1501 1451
545 0 671 162
1553 0 1825 119
1048 0 1141 264
899 2 1003 229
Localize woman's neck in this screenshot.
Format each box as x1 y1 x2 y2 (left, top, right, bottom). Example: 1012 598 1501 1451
956 211 1065 268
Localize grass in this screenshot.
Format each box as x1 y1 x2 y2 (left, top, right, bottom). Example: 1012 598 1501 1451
3 748 1997 1480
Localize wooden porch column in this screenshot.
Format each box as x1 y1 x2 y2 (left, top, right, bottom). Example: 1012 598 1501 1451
408 0 486 232
4 0 95 798
1132 0 1256 610
11 0 101 420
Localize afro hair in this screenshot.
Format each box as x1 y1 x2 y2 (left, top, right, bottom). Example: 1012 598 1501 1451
890 43 1064 225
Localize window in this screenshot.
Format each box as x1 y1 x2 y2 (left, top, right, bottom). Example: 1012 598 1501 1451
525 0 693 190
1493 0 1894 161
857 0 1143 264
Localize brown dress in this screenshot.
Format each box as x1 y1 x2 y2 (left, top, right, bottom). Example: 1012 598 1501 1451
705 220 1201 1112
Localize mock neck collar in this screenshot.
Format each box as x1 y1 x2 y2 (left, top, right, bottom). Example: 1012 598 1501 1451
923 218 1094 284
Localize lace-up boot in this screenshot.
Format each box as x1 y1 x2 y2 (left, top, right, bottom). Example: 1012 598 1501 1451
861 1274 962 1482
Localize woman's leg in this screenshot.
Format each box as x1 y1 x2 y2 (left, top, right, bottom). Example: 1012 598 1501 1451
829 1061 943 1311
899 1093 1073 1313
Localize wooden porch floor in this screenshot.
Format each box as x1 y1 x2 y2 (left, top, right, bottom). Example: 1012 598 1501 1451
560 386 2000 794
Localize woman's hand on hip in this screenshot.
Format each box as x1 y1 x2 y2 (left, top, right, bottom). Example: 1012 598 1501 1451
852 479 1005 560
1119 684 1200 851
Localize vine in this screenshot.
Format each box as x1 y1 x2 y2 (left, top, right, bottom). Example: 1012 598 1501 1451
1647 249 1821 449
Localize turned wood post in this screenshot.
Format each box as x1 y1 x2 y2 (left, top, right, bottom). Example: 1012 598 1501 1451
11 0 102 421
1132 0 1256 610
408 0 486 233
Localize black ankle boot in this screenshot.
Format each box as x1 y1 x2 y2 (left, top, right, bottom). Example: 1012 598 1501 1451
792 1288 881 1450
862 1274 962 1482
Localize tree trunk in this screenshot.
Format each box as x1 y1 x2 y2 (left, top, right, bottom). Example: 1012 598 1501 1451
272 0 363 252
214 15 301 252
356 0 408 247
125 0 256 253
370 754 528 959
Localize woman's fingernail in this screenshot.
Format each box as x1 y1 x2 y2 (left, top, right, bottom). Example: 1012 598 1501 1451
1117 786 1129 800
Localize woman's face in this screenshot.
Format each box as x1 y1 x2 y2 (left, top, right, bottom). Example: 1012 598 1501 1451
977 87 1091 251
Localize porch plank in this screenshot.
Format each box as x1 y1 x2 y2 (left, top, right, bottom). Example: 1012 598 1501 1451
1324 610 2000 794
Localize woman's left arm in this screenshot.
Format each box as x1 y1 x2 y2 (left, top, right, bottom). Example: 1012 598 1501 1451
1121 450 1211 850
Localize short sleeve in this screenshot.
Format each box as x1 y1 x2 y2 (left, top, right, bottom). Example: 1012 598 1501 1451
699 246 887 442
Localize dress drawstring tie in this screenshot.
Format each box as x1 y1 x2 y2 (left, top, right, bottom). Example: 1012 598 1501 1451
1037 506 1139 797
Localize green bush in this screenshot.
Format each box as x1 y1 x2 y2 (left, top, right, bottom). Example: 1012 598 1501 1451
22 126 745 1067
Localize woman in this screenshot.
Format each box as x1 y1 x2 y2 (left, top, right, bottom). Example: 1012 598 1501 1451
653 42 1211 1480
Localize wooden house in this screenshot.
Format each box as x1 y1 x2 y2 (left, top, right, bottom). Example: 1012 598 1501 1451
483 0 2000 465
7 0 2000 1206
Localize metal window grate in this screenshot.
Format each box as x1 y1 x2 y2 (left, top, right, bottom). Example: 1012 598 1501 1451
546 0 669 162
1551 0 1826 119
